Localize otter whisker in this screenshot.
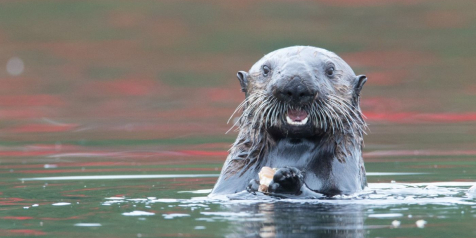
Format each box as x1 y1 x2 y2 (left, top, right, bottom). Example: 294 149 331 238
227 102 245 124
328 95 367 130
320 104 335 134
324 100 344 133
234 94 267 133
251 95 277 132
271 102 280 127
244 96 265 117
229 88 367 138
226 96 255 132
327 100 353 125
310 104 318 128
316 103 326 130
270 98 280 127
331 95 368 134
279 102 285 123
309 106 316 128
312 102 325 129
328 95 363 119
270 100 279 127
322 101 337 134
263 99 276 129
278 102 286 126
311 102 324 130
265 102 272 128
327 95 363 121
325 101 345 134
253 98 271 128
328 100 355 135
229 93 265 126
317 106 327 131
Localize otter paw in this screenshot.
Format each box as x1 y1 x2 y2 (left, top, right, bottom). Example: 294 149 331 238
246 179 260 193
268 167 304 195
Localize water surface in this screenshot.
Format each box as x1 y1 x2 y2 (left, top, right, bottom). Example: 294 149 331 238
1 0 476 237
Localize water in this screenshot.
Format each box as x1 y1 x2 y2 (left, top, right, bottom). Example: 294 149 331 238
2 145 476 237
1 0 476 237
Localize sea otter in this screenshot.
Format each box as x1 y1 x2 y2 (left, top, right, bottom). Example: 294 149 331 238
210 46 368 198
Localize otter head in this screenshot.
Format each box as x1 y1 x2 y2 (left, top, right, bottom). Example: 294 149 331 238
233 46 367 140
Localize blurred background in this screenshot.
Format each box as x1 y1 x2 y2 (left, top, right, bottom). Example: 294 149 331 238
1 0 476 237
1 0 475 152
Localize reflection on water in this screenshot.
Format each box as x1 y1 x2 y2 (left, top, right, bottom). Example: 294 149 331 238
2 157 476 237
20 174 219 181
91 181 474 237
1 132 476 238
222 203 366 238
18 172 421 181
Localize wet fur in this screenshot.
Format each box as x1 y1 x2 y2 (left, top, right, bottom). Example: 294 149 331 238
210 46 368 197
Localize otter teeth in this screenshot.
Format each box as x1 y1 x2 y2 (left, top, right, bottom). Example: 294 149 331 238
286 115 308 126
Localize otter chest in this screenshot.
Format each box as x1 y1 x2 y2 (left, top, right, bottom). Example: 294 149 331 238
263 138 331 170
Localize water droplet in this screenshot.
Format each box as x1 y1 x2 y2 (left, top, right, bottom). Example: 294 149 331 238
416 220 427 228
391 220 401 228
6 57 25 76
44 164 58 169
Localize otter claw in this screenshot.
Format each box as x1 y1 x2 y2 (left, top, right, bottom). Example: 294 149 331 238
268 167 304 195
246 179 260 193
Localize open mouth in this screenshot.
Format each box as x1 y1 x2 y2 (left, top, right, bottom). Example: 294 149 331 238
286 109 309 126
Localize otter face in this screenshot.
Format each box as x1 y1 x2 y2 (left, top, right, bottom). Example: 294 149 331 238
234 46 367 139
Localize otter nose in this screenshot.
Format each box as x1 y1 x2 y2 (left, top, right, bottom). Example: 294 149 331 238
275 77 315 105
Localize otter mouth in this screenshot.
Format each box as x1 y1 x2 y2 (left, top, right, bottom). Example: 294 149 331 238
285 109 309 126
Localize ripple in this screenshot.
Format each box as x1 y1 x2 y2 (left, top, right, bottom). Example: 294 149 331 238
52 202 71 206
20 174 219 181
74 223 102 227
122 211 155 216
162 213 190 219
368 213 403 218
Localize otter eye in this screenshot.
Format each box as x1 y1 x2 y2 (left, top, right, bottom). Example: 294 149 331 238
325 66 335 77
262 65 271 77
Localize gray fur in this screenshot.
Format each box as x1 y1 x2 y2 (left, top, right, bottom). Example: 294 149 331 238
210 46 367 197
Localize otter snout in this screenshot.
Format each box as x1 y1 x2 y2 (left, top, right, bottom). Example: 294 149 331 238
274 76 316 105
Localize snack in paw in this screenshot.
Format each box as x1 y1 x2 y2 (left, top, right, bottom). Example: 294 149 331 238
258 166 277 192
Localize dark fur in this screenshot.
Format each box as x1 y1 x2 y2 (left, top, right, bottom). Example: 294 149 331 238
210 46 367 197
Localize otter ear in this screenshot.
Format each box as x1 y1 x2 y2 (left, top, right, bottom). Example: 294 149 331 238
354 75 367 96
237 71 249 93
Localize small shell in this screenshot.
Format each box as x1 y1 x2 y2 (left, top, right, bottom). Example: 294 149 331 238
258 184 269 193
258 167 277 192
